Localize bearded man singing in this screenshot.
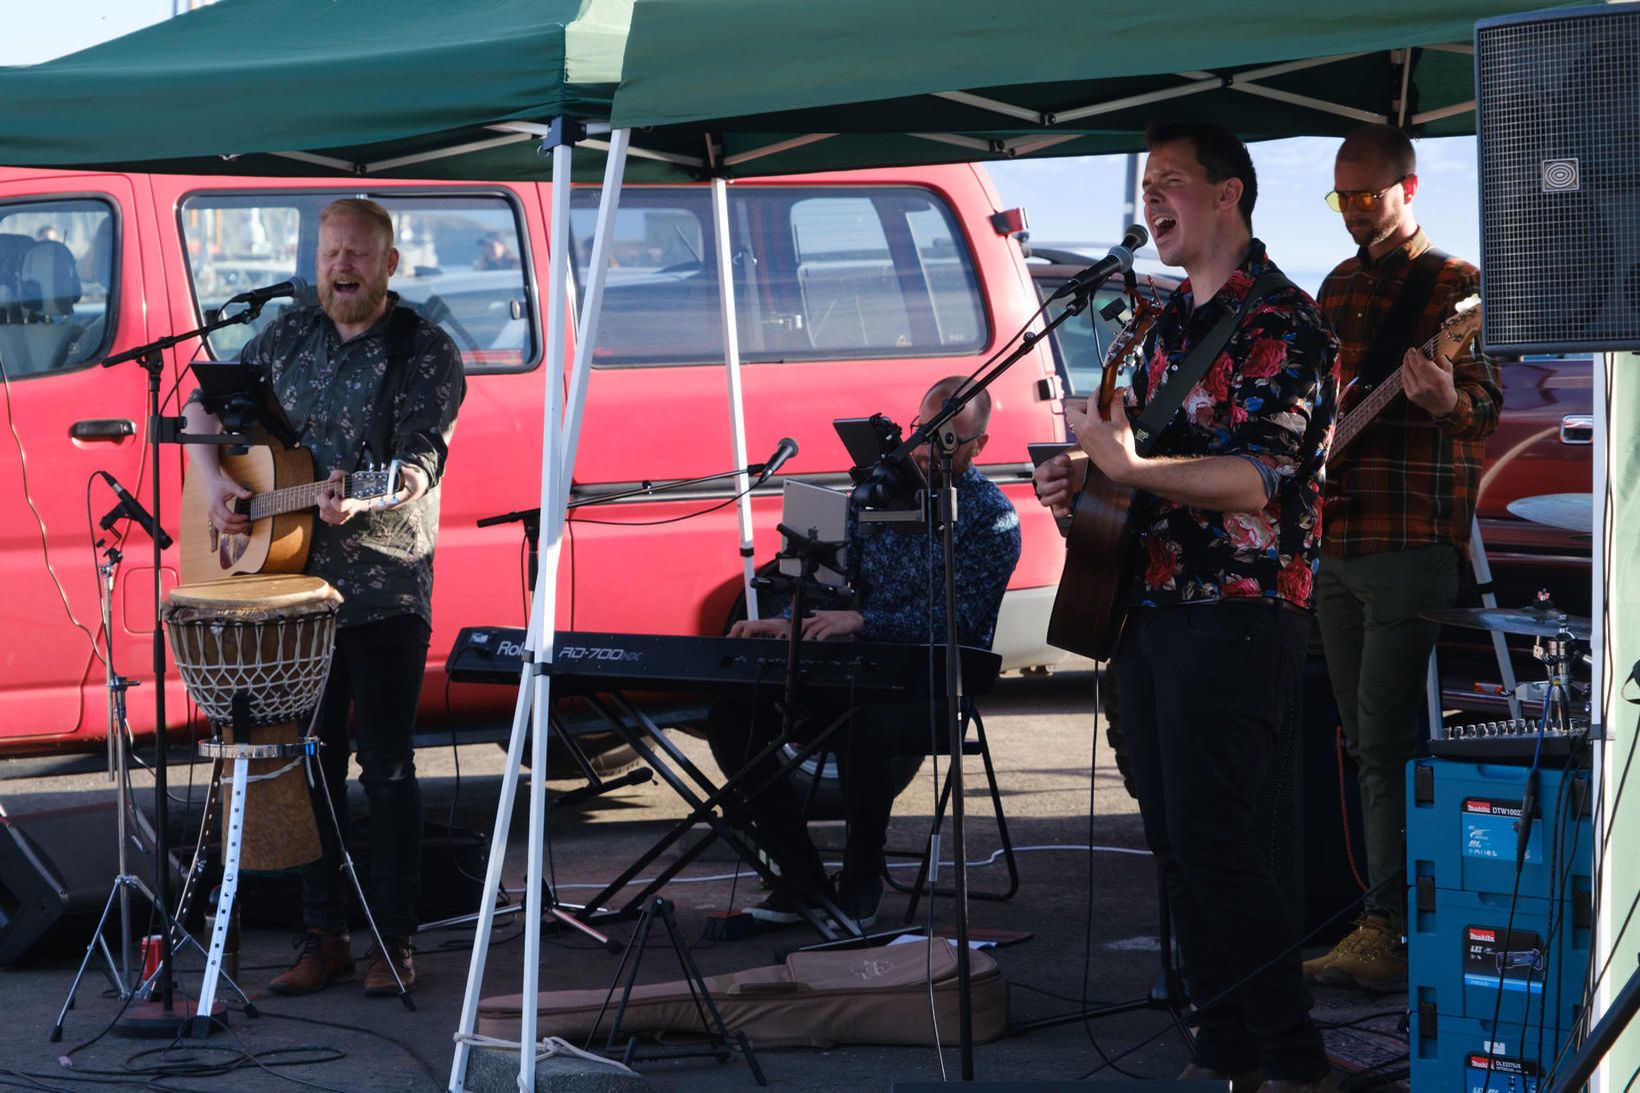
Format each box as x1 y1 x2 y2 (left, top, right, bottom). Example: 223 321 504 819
183 198 466 998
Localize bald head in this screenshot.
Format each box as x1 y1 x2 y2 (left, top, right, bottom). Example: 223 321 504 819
914 376 992 476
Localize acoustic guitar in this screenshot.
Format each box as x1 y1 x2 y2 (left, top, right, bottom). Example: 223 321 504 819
179 437 395 584
1327 294 1482 465
1044 292 1163 660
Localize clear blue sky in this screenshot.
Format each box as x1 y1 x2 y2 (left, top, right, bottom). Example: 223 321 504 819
6 0 1483 295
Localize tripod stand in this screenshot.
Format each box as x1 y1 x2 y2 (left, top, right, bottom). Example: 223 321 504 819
51 533 192 1041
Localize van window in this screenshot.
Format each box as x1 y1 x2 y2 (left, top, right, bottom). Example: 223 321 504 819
179 192 534 370
569 186 987 366
1042 288 1129 395
0 199 116 379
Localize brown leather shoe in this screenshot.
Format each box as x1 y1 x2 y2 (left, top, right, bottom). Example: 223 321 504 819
268 930 354 995
1179 1062 1261 1093
363 935 416 996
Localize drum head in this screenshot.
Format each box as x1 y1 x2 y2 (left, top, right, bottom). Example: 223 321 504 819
165 574 341 620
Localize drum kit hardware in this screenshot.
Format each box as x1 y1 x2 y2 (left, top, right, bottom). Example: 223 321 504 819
1419 492 1600 742
1505 491 1594 535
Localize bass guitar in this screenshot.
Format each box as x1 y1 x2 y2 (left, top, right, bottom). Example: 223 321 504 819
1044 288 1163 660
179 437 396 583
1329 294 1482 464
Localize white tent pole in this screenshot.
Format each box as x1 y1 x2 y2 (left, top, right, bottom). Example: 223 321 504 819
711 176 759 619
1593 350 1612 1065
447 652 535 1092
447 129 586 1093
562 128 630 484
511 135 579 1093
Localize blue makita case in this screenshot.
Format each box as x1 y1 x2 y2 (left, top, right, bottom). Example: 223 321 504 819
1406 759 1593 901
1408 886 1591 1028
1410 1008 1549 1093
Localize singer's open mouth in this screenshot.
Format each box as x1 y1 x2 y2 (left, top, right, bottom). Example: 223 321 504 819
1151 215 1177 244
332 278 360 296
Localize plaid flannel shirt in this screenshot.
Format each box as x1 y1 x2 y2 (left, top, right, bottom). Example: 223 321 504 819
1316 230 1501 557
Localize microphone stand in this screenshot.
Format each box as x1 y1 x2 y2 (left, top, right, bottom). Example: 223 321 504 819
852 286 1098 1080
98 301 268 1034
478 462 781 597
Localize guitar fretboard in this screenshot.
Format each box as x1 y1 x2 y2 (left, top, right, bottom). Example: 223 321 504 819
1330 310 1474 458
247 480 334 522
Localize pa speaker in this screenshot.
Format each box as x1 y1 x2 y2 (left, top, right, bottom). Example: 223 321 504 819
1476 5 1640 354
0 800 178 965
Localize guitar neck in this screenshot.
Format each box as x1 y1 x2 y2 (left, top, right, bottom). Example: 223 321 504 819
1331 324 1446 456
248 479 334 521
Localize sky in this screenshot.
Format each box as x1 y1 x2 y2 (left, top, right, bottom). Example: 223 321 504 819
5 0 1485 295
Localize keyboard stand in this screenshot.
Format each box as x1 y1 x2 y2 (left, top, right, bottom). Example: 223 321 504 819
575 691 866 941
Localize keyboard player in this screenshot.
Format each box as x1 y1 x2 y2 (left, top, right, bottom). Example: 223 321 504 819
713 377 1022 927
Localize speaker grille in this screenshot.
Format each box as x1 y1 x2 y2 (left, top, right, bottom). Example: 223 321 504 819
1477 6 1640 354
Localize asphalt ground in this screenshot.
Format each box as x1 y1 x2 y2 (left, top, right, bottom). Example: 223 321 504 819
0 665 1406 1091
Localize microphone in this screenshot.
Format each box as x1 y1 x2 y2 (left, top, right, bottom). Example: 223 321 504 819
98 472 173 550
227 276 308 305
1049 225 1149 301
754 437 799 480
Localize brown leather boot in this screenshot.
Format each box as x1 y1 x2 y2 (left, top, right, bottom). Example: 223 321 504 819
268 930 353 995
363 935 416 996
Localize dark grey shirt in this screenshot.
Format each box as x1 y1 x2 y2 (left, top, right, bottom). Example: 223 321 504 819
239 298 465 627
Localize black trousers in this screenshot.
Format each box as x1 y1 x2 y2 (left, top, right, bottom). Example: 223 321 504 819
706 695 930 890
301 615 430 939
1114 601 1327 1082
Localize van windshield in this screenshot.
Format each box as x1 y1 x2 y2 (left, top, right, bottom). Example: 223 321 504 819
568 185 988 366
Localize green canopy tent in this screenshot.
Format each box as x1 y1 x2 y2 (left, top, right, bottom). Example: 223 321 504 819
0 0 1579 180
605 0 1576 174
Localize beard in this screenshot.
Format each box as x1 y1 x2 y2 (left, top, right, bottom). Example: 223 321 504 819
320 276 390 327
1346 216 1397 249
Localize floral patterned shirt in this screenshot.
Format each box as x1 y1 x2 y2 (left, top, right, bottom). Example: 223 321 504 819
785 467 1021 646
239 298 465 627
1125 240 1339 610
851 466 1022 647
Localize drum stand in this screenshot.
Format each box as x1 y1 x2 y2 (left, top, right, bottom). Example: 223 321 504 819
181 696 418 1037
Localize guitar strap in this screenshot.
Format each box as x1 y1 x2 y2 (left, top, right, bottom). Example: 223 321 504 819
1352 247 1448 390
364 305 423 469
1132 269 1293 457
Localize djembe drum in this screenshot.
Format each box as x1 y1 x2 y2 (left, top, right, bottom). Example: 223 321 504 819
162 574 341 1027
163 574 341 871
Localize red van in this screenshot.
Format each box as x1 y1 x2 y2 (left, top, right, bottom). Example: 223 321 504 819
0 164 1069 755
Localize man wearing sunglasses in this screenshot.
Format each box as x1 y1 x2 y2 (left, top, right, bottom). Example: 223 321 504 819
1303 124 1501 994
715 376 1022 929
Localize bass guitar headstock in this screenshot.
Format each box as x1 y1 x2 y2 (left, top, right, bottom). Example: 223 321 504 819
1435 295 1483 361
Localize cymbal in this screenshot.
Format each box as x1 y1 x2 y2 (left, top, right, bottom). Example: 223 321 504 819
1422 604 1590 640
1506 492 1593 534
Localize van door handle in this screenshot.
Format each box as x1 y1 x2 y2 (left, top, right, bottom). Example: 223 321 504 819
70 418 137 443
1560 414 1593 445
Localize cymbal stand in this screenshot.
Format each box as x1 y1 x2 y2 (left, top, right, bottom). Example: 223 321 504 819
1531 616 1579 733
